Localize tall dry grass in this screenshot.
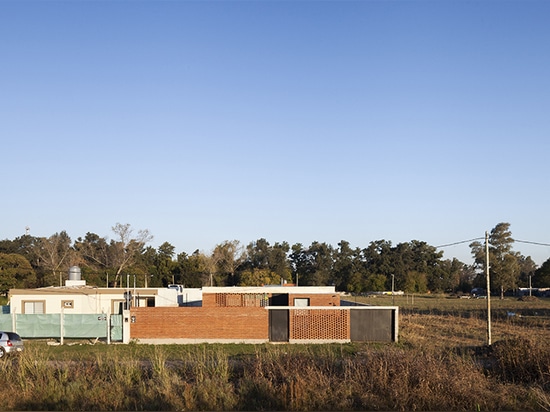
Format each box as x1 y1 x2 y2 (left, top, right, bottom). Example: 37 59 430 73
0 297 548 410
0 338 547 411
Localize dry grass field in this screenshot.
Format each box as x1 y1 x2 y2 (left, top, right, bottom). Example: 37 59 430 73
365 293 550 348
0 294 548 411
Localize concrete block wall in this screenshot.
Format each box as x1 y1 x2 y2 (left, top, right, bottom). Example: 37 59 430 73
130 307 268 340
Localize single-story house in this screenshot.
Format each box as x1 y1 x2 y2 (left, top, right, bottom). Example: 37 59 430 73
6 268 398 344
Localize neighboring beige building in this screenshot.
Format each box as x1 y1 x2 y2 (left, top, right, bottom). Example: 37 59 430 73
7 285 193 315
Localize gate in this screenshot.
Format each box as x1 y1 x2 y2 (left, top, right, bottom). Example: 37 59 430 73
350 308 395 342
269 309 289 342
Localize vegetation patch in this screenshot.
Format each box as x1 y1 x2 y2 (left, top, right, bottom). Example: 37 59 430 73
0 296 548 411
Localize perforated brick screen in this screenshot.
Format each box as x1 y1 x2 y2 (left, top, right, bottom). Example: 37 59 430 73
290 308 350 340
214 293 268 307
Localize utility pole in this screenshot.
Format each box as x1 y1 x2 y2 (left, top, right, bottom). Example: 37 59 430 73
391 274 395 306
485 231 492 346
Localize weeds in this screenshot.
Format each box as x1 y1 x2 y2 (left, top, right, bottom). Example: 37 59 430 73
0 297 548 410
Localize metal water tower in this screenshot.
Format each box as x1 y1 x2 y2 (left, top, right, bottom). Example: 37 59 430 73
68 266 82 281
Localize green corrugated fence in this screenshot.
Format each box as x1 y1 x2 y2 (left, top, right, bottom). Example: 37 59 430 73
0 314 123 342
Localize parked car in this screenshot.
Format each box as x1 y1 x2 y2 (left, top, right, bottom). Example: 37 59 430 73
0 332 24 358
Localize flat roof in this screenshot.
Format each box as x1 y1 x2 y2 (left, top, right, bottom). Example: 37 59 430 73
202 286 337 294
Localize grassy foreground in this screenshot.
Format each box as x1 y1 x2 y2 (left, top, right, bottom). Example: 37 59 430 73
0 295 549 411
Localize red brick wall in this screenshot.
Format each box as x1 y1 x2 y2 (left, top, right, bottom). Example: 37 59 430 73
130 307 268 340
289 293 340 306
203 292 340 307
202 293 268 307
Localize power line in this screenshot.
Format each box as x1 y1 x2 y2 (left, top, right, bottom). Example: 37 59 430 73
513 239 550 247
435 237 550 249
435 238 484 248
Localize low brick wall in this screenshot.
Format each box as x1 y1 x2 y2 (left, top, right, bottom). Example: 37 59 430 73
130 307 268 340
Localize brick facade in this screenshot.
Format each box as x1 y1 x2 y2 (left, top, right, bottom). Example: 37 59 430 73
130 307 268 340
202 293 268 307
288 293 340 307
202 292 340 308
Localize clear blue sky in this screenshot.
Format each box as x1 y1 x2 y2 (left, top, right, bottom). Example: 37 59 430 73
2 0 549 265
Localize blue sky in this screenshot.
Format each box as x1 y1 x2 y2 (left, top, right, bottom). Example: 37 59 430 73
2 0 549 265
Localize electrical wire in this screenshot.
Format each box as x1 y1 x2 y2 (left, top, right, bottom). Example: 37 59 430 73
435 238 550 249
513 239 550 247
435 238 484 249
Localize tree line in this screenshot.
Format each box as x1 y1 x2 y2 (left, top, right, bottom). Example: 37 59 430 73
0 222 549 296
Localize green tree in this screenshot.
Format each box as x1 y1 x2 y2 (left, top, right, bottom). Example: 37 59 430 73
238 268 281 286
364 274 387 292
74 232 111 286
0 253 35 294
244 238 271 270
403 270 428 293
470 223 520 299
173 251 205 288
333 240 363 291
241 239 291 285
430 258 464 293
212 240 245 286
362 240 394 278
489 223 521 298
267 242 292 282
534 257 550 288
136 246 158 287
155 242 177 286
289 241 333 286
517 255 537 288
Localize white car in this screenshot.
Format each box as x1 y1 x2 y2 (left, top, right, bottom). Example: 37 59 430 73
0 332 24 358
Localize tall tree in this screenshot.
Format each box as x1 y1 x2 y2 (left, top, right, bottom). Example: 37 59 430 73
238 268 281 286
110 223 153 287
470 222 520 298
489 223 520 298
73 232 111 284
534 257 550 288
333 240 363 291
0 253 35 294
34 231 73 286
267 242 292 282
242 239 291 284
403 270 428 293
173 251 206 288
155 242 177 286
517 255 537 288
362 240 394 278
245 238 271 270
289 241 333 286
212 240 245 286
